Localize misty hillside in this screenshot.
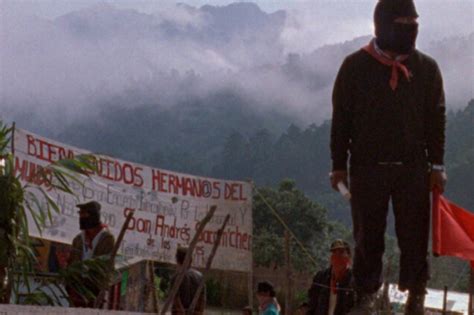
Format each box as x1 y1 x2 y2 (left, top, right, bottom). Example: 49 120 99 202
50 99 474 223
1 1 473 298
2 2 474 222
55 2 286 44
3 3 473 124
9 94 474 226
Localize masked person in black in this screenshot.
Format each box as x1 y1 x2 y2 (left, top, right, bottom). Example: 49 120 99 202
329 0 446 314
67 201 115 307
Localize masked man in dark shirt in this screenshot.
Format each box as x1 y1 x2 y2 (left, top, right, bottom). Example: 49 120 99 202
307 240 354 315
329 0 447 314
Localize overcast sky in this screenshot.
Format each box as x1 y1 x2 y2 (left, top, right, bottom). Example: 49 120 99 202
4 0 474 17
3 0 473 49
2 0 473 125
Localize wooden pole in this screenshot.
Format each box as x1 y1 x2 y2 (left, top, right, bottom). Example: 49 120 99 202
11 122 16 156
94 209 135 308
248 260 253 310
0 122 16 304
160 205 217 315
148 260 159 313
247 182 254 310
442 285 448 315
284 230 291 315
107 209 135 265
139 262 147 312
187 214 231 315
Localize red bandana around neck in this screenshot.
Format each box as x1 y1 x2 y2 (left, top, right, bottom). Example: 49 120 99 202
330 254 351 294
363 39 411 91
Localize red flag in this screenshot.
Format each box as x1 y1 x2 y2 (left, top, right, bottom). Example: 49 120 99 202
432 191 474 263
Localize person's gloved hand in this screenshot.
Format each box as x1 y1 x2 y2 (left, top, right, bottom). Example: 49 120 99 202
430 170 447 193
329 170 348 191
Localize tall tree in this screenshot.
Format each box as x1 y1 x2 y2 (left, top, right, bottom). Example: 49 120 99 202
248 129 274 185
215 131 251 180
252 179 332 271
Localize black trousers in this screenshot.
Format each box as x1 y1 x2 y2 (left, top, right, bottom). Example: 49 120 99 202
349 163 430 294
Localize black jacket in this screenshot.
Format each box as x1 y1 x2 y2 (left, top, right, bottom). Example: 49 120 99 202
330 48 446 170
307 267 354 315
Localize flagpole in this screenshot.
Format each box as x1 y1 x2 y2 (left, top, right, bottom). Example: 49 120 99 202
442 286 448 315
469 265 473 315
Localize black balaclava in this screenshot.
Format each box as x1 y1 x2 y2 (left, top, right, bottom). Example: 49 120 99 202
77 201 101 230
374 0 419 55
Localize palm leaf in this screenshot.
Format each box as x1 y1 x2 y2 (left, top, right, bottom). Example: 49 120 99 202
36 187 61 224
23 198 44 237
0 121 106 305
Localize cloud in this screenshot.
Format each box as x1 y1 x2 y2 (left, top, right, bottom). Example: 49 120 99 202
155 3 208 29
280 1 374 53
1 0 472 129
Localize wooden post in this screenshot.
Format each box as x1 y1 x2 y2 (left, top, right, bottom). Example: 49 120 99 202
248 253 254 311
139 261 147 312
284 231 292 315
247 179 254 310
0 122 16 304
160 205 217 315
148 260 159 313
94 208 135 308
187 214 230 314
11 122 16 156
442 286 448 315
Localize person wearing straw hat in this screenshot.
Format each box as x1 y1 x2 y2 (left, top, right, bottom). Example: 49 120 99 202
306 240 354 315
67 201 115 307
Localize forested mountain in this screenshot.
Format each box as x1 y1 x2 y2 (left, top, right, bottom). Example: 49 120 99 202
8 96 473 291
444 101 474 210
213 100 474 224
2 1 472 292
3 3 472 125
4 4 472 221
12 98 474 224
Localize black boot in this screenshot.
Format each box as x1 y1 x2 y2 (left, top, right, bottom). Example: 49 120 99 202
404 292 425 315
348 292 377 315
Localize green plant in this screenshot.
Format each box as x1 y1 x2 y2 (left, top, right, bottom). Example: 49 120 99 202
154 275 167 300
0 120 109 305
293 289 308 306
252 179 330 271
205 278 223 307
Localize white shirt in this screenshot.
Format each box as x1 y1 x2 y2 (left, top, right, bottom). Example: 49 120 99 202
80 229 107 260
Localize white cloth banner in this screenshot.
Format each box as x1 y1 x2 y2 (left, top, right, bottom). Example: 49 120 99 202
13 128 253 272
